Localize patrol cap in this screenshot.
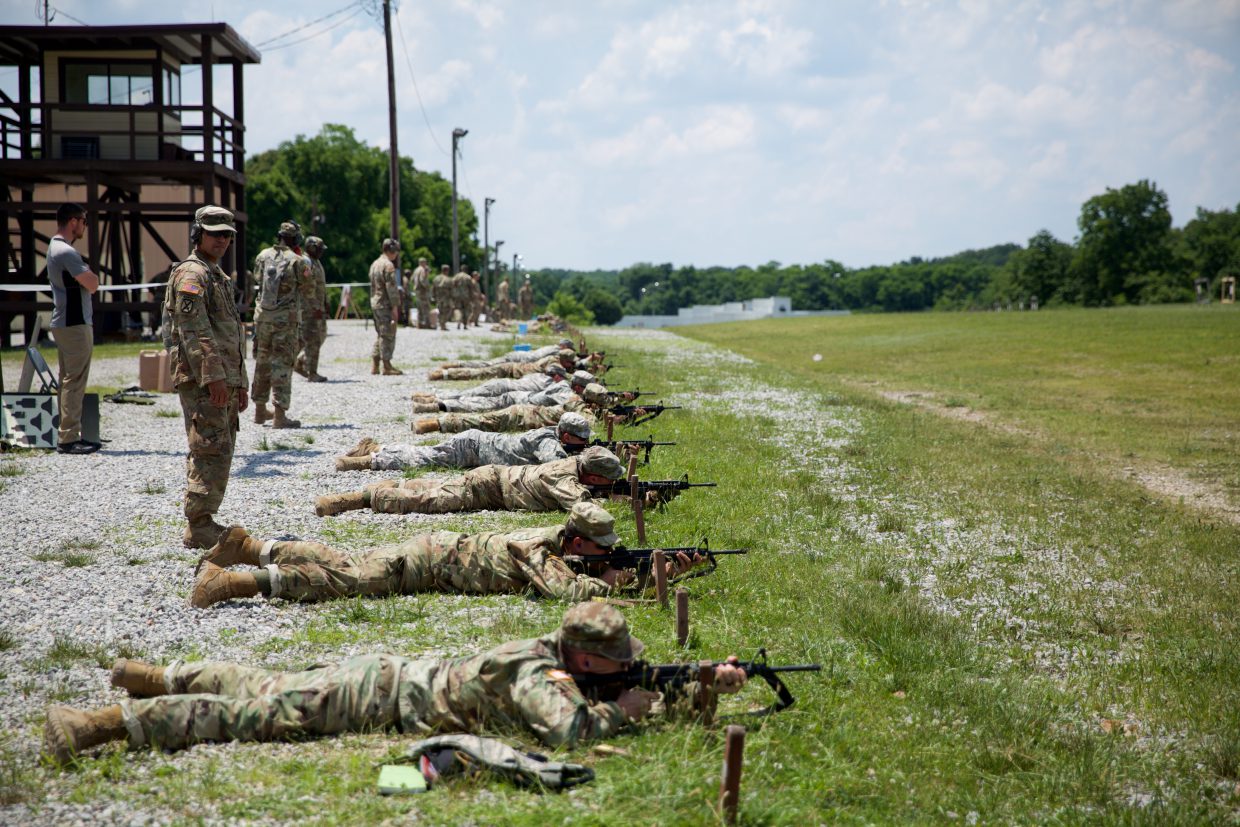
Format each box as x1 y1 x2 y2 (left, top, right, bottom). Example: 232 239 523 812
578 445 624 480
560 602 643 661
565 502 618 547
305 235 326 250
278 220 301 238
570 370 595 387
556 412 591 440
382 238 400 252
195 205 235 233
581 383 608 405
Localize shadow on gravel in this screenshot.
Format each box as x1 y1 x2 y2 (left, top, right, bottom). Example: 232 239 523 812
234 452 325 477
98 449 186 458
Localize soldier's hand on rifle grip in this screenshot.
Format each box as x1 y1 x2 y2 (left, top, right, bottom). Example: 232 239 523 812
643 491 662 508
616 687 659 721
715 657 747 694
669 551 701 577
602 568 636 588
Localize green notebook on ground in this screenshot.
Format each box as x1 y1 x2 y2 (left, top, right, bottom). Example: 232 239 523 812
377 764 429 795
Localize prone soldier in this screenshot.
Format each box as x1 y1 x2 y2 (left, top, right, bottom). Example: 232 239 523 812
411 370 594 415
251 220 308 428
315 444 625 516
333 411 590 472
439 338 575 369
45 603 746 763
428 348 578 382
165 206 249 549
368 238 403 375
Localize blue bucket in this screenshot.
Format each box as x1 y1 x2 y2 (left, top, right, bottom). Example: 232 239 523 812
513 343 531 351
517 322 528 335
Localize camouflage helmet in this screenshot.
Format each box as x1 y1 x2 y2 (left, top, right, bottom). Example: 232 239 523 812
565 502 618 547
278 220 302 243
194 205 235 233
581 383 608 405
556 412 591 441
558 348 577 361
560 602 643 662
577 445 623 480
304 235 326 251
545 363 568 379
570 370 595 387
558 338 574 349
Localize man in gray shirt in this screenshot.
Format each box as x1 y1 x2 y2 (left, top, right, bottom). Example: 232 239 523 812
47 203 100 454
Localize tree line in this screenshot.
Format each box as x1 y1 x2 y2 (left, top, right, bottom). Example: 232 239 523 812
244 129 1239 322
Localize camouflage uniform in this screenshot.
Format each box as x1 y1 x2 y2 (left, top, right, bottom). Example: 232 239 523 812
364 455 603 515
166 240 247 525
412 262 432 329
369 254 399 362
436 355 558 382
517 280 534 318
435 398 595 434
469 274 485 326
371 426 570 471
431 267 453 330
441 342 571 369
437 372 556 399
438 383 575 414
118 629 632 752
296 244 328 377
254 524 611 602
496 278 511 322
252 236 308 412
450 270 473 329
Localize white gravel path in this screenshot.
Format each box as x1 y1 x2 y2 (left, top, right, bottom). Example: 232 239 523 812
0 321 505 744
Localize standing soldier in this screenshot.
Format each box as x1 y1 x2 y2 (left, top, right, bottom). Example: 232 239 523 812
294 236 329 383
412 257 432 329
368 238 403 375
518 276 534 318
165 205 248 549
495 273 511 323
451 264 473 330
469 271 485 327
251 220 307 429
431 264 453 331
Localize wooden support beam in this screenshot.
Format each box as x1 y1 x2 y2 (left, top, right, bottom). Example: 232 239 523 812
653 550 668 608
719 725 745 825
676 588 689 647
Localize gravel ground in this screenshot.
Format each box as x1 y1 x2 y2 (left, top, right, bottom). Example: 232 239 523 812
0 321 507 800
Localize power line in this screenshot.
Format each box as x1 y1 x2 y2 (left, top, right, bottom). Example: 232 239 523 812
393 9 449 158
261 6 365 52
255 1 361 48
50 5 89 25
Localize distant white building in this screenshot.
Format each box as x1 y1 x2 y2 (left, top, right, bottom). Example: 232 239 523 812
615 296 848 328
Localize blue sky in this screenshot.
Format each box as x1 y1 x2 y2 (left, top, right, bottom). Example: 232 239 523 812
3 0 1238 271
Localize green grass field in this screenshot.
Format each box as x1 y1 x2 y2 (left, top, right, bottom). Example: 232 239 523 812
7 309 1240 824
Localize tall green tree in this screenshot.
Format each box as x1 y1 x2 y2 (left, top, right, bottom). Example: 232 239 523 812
1006 230 1074 305
1073 180 1182 304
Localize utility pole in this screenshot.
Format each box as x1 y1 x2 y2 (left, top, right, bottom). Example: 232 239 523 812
41 0 52 25
494 240 504 280
451 127 468 273
382 0 401 284
483 197 495 302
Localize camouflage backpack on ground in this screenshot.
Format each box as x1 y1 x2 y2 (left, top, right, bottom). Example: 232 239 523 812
400 734 594 791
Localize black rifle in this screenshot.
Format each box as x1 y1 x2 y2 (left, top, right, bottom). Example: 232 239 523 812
571 649 821 713
609 402 682 427
563 538 746 581
590 434 675 464
605 389 657 402
586 474 715 505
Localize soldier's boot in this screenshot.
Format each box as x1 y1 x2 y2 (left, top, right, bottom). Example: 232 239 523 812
308 373 328 383
314 490 367 517
44 705 126 765
190 563 260 609
428 369 445 381
110 659 167 698
410 401 439 414
345 436 380 457
253 402 271 425
183 515 227 550
414 418 440 434
271 407 301 429
382 361 404 376
196 525 260 572
371 356 381 375
334 455 372 472
292 355 308 378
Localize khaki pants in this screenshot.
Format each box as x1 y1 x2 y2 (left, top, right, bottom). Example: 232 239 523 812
52 324 93 444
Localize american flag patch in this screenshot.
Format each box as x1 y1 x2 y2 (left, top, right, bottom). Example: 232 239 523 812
179 282 203 295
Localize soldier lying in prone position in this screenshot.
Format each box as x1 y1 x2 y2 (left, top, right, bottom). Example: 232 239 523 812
45 603 747 763
437 338 574 368
412 383 611 435
315 445 626 517
189 502 704 608
410 370 595 415
333 412 591 472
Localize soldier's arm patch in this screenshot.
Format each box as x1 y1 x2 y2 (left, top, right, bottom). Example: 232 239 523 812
179 281 203 295
179 296 196 314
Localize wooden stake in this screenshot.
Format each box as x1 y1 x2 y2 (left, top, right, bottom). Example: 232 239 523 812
630 472 647 544
719 725 745 825
653 550 668 608
606 415 614 441
675 588 689 646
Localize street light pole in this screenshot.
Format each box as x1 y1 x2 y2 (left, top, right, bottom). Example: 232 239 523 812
451 127 468 273
382 0 401 281
484 197 495 303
